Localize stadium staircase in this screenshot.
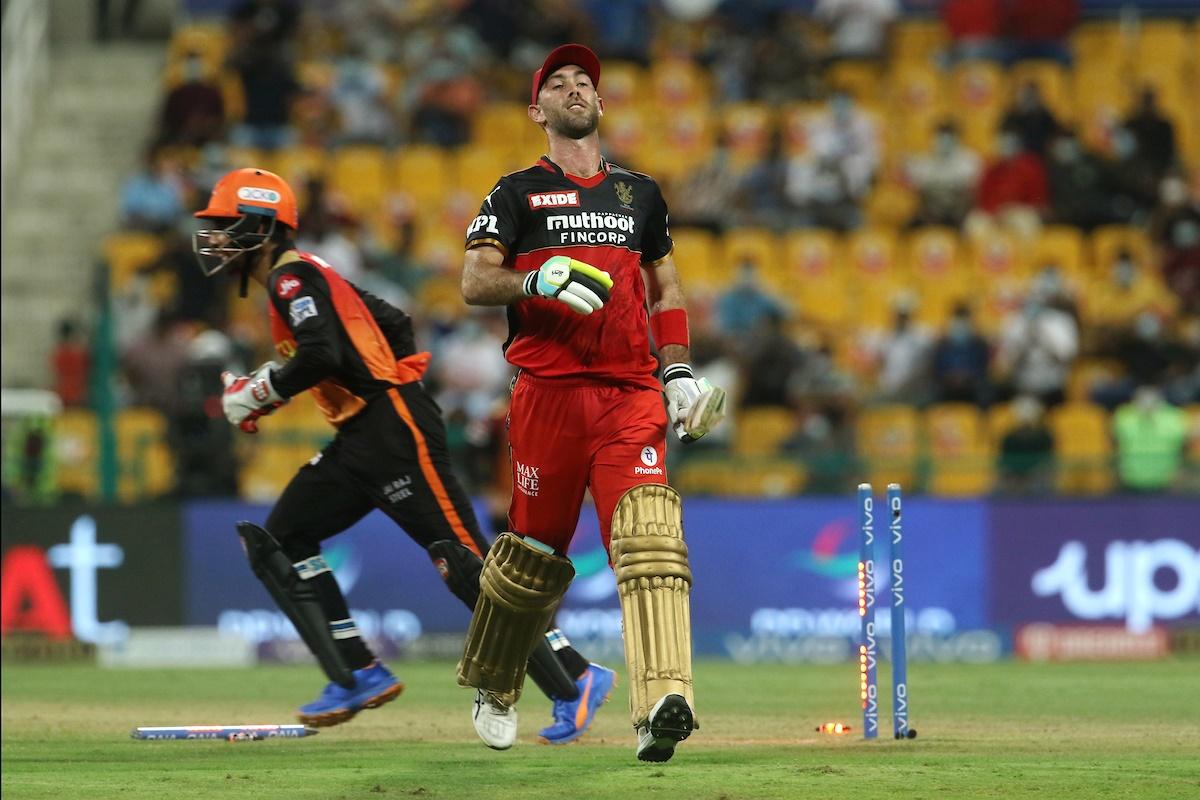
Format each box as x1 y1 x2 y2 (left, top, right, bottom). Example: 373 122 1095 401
1 42 162 388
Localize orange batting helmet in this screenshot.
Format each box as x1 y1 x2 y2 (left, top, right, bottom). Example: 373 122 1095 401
193 168 298 292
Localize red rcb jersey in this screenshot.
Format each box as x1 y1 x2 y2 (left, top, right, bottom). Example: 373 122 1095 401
464 157 674 388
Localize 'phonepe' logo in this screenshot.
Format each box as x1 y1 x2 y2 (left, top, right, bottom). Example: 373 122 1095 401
1031 539 1200 632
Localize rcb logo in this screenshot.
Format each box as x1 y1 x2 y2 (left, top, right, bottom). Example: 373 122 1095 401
614 181 634 206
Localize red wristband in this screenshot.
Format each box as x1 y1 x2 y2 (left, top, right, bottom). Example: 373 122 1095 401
649 308 689 349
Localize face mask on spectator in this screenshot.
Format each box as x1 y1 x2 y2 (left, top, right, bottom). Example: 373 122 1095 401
1051 138 1079 163
1174 220 1200 249
935 132 957 155
1134 386 1163 412
1113 258 1136 287
1134 312 1162 341
1112 129 1137 159
183 56 204 82
997 133 1020 159
1160 177 1187 206
948 318 971 342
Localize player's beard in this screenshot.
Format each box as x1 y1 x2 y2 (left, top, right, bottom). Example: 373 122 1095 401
545 99 600 140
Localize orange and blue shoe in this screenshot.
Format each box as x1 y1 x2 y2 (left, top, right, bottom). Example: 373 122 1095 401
538 663 616 745
297 661 404 727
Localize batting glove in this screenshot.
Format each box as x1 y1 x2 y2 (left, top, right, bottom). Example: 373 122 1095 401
663 363 727 443
524 255 613 315
220 363 285 433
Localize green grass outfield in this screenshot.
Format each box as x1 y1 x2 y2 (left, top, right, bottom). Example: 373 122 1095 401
3 659 1199 799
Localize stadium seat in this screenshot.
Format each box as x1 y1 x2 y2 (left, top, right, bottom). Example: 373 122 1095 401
1133 20 1189 68
924 403 994 496
673 458 738 496
602 107 649 167
102 232 163 290
1070 22 1124 63
734 406 797 457
652 105 715 180
1090 226 1152 273
985 402 1019 449
472 103 531 150
394 145 452 207
827 61 883 107
779 102 824 157
888 63 948 153
731 459 807 497
1072 68 1129 149
650 57 709 108
864 181 917 229
670 228 720 287
904 227 967 327
723 103 775 169
1009 61 1073 121
452 146 525 202
327 146 390 216
116 407 174 502
892 20 948 61
968 229 1029 281
166 24 228 78
950 62 1008 152
54 408 99 499
856 404 920 489
721 228 779 287
1048 402 1115 494
1032 226 1087 282
239 403 330 502
845 228 901 328
600 61 645 109
1065 358 1124 403
783 230 848 328
273 146 328 192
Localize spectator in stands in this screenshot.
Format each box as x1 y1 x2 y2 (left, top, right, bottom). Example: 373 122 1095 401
1046 129 1117 230
229 0 300 53
1001 82 1061 158
581 0 653 64
330 48 394 145
931 303 991 406
1150 171 1199 248
120 312 192 414
1123 87 1177 179
1112 385 1188 491
119 145 186 232
736 130 791 230
1005 0 1078 65
1106 126 1160 223
1092 310 1189 410
434 310 511 440
747 10 823 104
995 290 1078 407
965 126 1047 241
814 0 898 63
940 0 1005 64
296 179 366 284
1089 248 1178 330
52 319 90 408
158 52 225 147
171 329 241 498
1031 263 1080 324
228 47 299 151
1162 216 1200 314
905 120 981 228
669 139 741 233
789 338 857 430
716 259 785 339
866 296 934 405
998 395 1055 493
400 28 484 147
786 93 878 231
741 310 806 408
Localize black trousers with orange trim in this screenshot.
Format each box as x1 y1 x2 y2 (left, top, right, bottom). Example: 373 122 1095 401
266 382 489 558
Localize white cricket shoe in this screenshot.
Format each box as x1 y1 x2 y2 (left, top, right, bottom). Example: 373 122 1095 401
635 693 694 762
472 690 518 750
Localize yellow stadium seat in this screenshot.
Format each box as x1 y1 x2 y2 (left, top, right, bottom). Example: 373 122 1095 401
1071 22 1124 62
1072 69 1129 149
892 20 948 61
845 228 901 328
905 227 968 327
603 107 649 167
925 403 994 496
54 408 99 499
1009 60 1073 121
103 232 163 290
1049 402 1114 494
599 61 645 109
1065 358 1124 403
856 404 920 489
222 146 269 173
670 228 720 287
734 407 797 457
394 145 452 207
731 459 807 497
472 103 529 149
951 62 1009 152
864 181 917 229
827 61 883 107
720 228 779 287
273 146 327 191
452 146 525 204
116 408 174 502
723 103 775 169
985 402 1019 449
240 385 337 501
1134 20 1189 67
783 231 848 328
779 103 824 157
1032 226 1087 280
296 60 335 91
326 146 390 216
1090 225 1152 273
650 58 708 108
651 105 715 180
167 24 228 78
888 64 948 153
969 229 1030 281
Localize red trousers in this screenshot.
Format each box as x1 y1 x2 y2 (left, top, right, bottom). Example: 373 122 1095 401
507 373 668 554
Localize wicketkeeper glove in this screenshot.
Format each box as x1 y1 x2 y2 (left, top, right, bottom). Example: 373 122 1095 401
220 363 286 434
524 255 613 315
663 363 727 443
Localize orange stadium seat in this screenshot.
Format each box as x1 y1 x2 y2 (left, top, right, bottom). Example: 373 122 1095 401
734 407 798 457
116 408 174 502
722 103 775 169
327 146 390 216
783 230 848 328
721 228 779 288
54 408 99 499
1009 61 1073 121
905 227 967 327
925 403 994 496
1049 402 1115 494
856 404 920 489
394 145 452 207
670 228 720 287
103 232 163 290
950 62 1009 152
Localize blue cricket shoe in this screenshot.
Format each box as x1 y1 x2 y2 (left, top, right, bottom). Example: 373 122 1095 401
538 663 617 745
297 661 404 727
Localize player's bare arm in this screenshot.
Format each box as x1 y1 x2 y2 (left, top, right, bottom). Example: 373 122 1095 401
641 255 690 369
462 245 525 306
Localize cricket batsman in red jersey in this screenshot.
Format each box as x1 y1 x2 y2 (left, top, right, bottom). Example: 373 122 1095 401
457 44 727 762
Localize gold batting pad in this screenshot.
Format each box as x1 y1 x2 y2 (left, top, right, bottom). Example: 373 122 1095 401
456 532 574 706
610 484 696 727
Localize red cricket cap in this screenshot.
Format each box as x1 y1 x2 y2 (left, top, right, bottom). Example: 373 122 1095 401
530 43 601 105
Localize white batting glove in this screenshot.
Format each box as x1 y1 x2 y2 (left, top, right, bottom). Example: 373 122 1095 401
220 362 285 433
663 363 727 443
523 255 613 315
